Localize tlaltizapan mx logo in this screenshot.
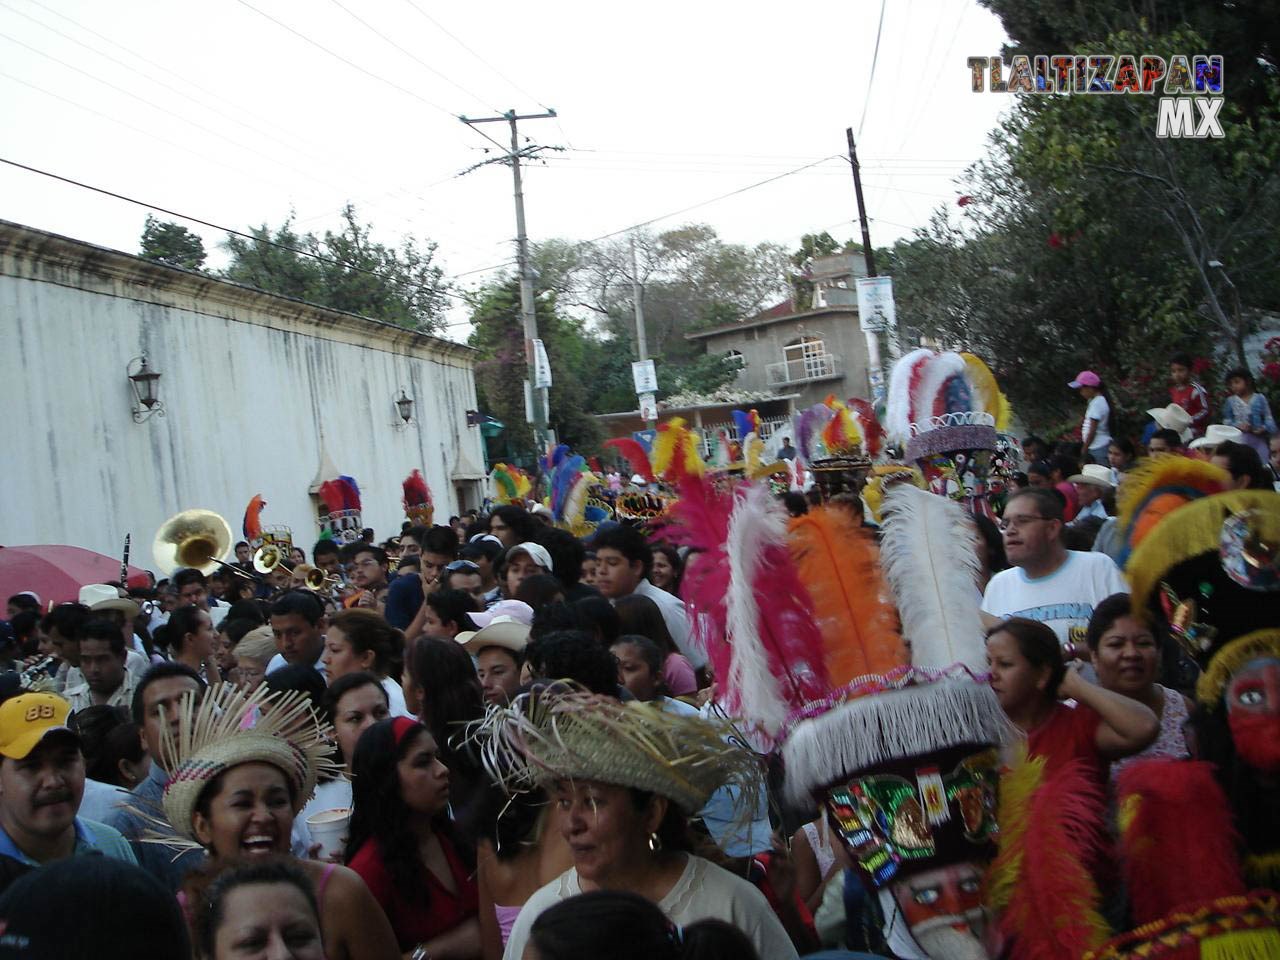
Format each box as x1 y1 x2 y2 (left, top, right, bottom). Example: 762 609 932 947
968 54 1224 139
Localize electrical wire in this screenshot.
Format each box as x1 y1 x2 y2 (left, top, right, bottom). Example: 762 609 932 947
857 0 888 139
0 155 475 312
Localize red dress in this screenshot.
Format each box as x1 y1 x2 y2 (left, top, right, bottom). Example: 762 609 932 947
1025 701 1105 784
349 832 478 951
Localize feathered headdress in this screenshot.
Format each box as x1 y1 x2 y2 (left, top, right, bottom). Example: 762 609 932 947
794 403 834 463
651 418 705 485
318 476 361 515
490 463 532 505
731 408 761 442
789 507 905 686
885 348 1004 462
878 484 986 671
242 494 266 543
820 395 863 457
1114 456 1230 565
660 479 827 738
604 437 656 484
862 464 926 524
988 748 1110 960
402 469 434 527
847 398 885 458
546 449 596 534
160 683 337 845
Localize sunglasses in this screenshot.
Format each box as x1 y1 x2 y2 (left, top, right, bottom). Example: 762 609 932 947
444 560 480 573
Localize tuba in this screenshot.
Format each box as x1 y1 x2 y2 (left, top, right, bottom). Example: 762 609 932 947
153 509 234 576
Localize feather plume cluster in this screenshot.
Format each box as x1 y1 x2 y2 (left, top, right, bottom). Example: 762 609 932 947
318 476 361 515
885 349 1012 444
961 353 1012 432
490 463 532 505
1115 456 1230 564
879 485 986 671
794 403 833 463
847 398 885 457
651 418 705 484
604 437 656 484
820 395 863 456
788 506 905 685
402 470 433 525
885 348 933 440
989 748 1110 960
242 493 266 542
862 465 926 523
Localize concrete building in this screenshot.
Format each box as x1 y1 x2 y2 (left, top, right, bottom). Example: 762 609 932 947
0 220 485 566
685 253 873 410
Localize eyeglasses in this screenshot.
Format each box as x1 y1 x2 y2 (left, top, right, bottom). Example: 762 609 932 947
444 560 480 573
998 515 1054 532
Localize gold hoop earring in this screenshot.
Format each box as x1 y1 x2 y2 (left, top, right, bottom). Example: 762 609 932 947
648 832 662 852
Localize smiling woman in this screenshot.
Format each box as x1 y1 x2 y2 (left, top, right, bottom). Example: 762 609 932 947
160 683 400 960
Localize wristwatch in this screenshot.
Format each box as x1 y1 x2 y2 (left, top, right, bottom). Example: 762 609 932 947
410 946 430 960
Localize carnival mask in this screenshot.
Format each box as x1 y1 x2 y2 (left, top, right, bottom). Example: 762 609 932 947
891 863 990 960
1226 657 1280 773
918 450 994 519
1221 509 1280 593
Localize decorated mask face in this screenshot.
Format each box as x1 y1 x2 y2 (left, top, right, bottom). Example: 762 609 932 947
918 450 994 519
891 863 990 959
1221 510 1280 592
1227 657 1280 773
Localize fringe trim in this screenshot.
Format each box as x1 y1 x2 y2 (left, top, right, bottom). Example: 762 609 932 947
1196 630 1280 705
780 678 1011 805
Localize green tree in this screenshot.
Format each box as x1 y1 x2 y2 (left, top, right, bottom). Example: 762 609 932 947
789 231 862 307
221 205 449 333
139 216 207 270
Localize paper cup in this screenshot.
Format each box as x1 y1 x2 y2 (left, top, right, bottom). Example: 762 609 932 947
306 808 350 860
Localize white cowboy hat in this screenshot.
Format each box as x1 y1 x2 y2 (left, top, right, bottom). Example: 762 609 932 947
77 583 140 617
458 616 531 655
1066 464 1115 489
1189 424 1243 450
1146 403 1194 442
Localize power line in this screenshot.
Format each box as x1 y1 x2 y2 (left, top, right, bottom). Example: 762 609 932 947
0 155 475 313
398 0 553 111
323 0 501 112
231 0 457 119
857 0 888 139
584 155 845 242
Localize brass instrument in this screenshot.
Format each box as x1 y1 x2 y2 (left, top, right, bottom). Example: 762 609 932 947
253 544 295 576
296 564 339 591
19 655 56 688
153 509 234 575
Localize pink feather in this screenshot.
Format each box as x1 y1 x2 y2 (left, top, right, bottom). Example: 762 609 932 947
848 398 884 457
658 476 732 660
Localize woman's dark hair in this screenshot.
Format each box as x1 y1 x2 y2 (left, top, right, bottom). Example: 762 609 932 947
424 589 480 635
572 595 620 646
1027 460 1053 481
528 890 758 960
1225 366 1255 389
1049 452 1080 481
782 491 809 517
1108 437 1136 460
650 543 684 594
473 781 546 862
514 574 565 610
408 638 484 750
194 857 319 959
528 630 621 696
263 665 326 718
74 705 132 782
971 514 1008 579
345 719 473 900
532 527 586 590
10 611 39 656
226 599 266 625
611 634 666 698
491 505 540 544
165 605 207 655
321 670 389 729
328 609 401 677
531 601 585 641
218 617 259 650
986 617 1066 697
609 599 680 660
1213 440 1272 489
1083 592 1136 652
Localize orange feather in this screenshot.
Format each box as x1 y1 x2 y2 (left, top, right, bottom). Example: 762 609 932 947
788 506 906 684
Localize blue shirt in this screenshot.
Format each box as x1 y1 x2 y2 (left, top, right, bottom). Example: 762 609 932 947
0 816 136 866
104 760 205 891
384 572 424 630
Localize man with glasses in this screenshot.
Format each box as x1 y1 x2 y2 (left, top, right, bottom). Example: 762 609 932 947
981 488 1127 653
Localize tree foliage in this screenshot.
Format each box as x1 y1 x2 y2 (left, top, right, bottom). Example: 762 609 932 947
220 205 449 333
139 216 207 270
888 15 1280 436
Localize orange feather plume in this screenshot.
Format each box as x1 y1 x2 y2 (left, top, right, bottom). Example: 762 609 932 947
788 506 906 684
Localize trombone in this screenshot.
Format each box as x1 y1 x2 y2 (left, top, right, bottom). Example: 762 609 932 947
256 548 339 594
153 509 255 580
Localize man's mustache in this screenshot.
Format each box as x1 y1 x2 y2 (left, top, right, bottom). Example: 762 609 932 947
33 790 73 807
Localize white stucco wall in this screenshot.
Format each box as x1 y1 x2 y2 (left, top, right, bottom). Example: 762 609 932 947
0 220 486 567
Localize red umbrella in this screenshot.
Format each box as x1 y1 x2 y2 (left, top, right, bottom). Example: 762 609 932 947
0 545 150 609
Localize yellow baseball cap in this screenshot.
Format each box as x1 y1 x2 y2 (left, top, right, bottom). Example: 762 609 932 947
0 693 76 760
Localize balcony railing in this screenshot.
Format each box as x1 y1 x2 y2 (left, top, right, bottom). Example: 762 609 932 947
765 353 840 385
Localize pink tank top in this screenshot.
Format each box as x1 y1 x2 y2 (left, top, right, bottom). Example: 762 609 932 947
494 904 522 944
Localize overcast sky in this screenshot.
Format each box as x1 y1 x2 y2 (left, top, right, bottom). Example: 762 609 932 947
0 0 1011 337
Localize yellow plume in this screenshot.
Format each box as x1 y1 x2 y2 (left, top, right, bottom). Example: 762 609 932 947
961 352 1012 431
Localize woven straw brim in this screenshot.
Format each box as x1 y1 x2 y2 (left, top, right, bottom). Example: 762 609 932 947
162 733 315 843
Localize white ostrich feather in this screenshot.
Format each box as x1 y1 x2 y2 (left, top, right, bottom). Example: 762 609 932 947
878 485 986 671
885 347 933 441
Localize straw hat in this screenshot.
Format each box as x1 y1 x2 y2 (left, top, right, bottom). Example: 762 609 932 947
78 584 140 618
1067 464 1115 489
1146 403 1194 442
160 683 336 844
473 688 761 816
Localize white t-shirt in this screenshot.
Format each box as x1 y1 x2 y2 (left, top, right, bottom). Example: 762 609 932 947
291 776 353 857
981 551 1128 648
380 675 413 718
503 856 798 960
1083 395 1112 448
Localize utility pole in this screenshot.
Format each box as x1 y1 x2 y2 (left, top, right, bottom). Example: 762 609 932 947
630 233 656 429
846 126 885 402
460 109 559 456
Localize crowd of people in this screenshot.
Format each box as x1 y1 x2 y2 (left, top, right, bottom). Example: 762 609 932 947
0 347 1275 960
